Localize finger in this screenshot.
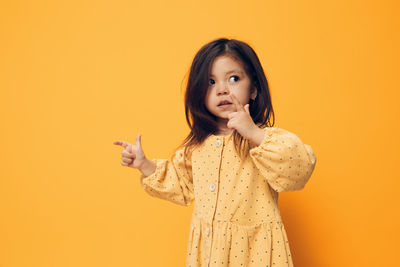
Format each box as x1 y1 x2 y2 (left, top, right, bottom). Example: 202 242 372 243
122 150 135 158
127 143 133 153
244 104 250 114
229 93 245 112
227 119 235 129
113 140 129 148
122 157 133 163
227 111 237 119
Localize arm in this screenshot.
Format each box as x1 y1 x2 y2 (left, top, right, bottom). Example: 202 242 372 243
139 147 195 206
139 158 157 177
248 127 317 193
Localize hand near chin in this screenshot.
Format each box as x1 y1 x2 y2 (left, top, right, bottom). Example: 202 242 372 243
226 93 259 140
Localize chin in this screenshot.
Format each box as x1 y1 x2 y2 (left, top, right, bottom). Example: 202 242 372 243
216 114 229 120
209 108 230 120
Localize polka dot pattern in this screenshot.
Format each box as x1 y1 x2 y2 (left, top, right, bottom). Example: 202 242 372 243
140 127 317 266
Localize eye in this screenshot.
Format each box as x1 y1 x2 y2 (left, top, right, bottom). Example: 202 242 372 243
208 79 215 85
229 75 240 82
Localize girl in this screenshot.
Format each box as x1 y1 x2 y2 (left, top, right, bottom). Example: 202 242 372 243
113 38 316 267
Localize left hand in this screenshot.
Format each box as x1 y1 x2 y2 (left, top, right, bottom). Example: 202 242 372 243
227 93 259 140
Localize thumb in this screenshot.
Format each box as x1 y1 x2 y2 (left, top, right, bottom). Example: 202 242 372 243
136 133 142 151
244 104 250 114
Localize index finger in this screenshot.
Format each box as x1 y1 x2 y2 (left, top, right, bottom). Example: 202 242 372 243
229 93 245 112
113 140 130 148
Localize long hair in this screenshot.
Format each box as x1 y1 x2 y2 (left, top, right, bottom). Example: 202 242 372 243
173 37 275 164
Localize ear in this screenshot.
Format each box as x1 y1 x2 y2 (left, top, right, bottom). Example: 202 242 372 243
250 86 257 100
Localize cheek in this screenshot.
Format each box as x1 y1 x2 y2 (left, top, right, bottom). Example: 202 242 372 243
240 84 252 99
205 90 216 106
204 94 212 109
232 88 249 100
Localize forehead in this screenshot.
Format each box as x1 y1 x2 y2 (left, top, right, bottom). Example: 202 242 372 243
209 55 246 75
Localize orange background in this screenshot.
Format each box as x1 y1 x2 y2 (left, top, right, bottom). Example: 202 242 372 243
1 0 399 266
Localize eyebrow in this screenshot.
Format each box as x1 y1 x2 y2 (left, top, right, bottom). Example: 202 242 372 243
209 70 244 77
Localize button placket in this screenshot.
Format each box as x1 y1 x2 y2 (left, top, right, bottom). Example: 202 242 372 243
216 139 222 147
205 227 210 236
209 183 216 191
205 136 226 267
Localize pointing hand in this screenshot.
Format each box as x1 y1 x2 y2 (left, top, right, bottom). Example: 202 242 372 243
113 134 147 170
226 93 258 140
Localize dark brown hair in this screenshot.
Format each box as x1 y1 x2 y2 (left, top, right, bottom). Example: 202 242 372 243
173 37 275 163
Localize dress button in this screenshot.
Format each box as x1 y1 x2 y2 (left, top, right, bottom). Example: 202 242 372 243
206 227 210 236
216 139 221 147
210 183 216 191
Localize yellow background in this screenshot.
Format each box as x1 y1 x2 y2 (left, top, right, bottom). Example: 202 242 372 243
1 0 399 266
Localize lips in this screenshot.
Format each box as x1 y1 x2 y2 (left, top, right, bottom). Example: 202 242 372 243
218 100 232 106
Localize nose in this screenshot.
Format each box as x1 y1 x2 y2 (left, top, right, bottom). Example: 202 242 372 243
216 82 230 96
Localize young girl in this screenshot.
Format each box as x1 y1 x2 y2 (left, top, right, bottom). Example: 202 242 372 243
113 38 316 267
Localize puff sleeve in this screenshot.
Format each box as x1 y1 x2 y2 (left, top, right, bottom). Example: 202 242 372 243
249 127 317 193
139 147 194 206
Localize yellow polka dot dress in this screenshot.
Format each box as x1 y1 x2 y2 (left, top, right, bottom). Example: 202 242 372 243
140 126 317 267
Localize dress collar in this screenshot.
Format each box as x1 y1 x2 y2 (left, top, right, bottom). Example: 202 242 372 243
208 132 234 141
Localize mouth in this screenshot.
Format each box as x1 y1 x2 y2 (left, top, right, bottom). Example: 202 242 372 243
218 100 232 107
218 103 232 109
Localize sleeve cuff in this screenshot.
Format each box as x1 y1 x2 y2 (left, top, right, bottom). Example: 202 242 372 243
249 127 275 156
140 158 164 189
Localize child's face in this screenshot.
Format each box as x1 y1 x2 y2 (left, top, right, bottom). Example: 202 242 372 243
205 55 257 126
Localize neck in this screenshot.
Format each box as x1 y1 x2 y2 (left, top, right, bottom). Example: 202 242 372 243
216 120 234 136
